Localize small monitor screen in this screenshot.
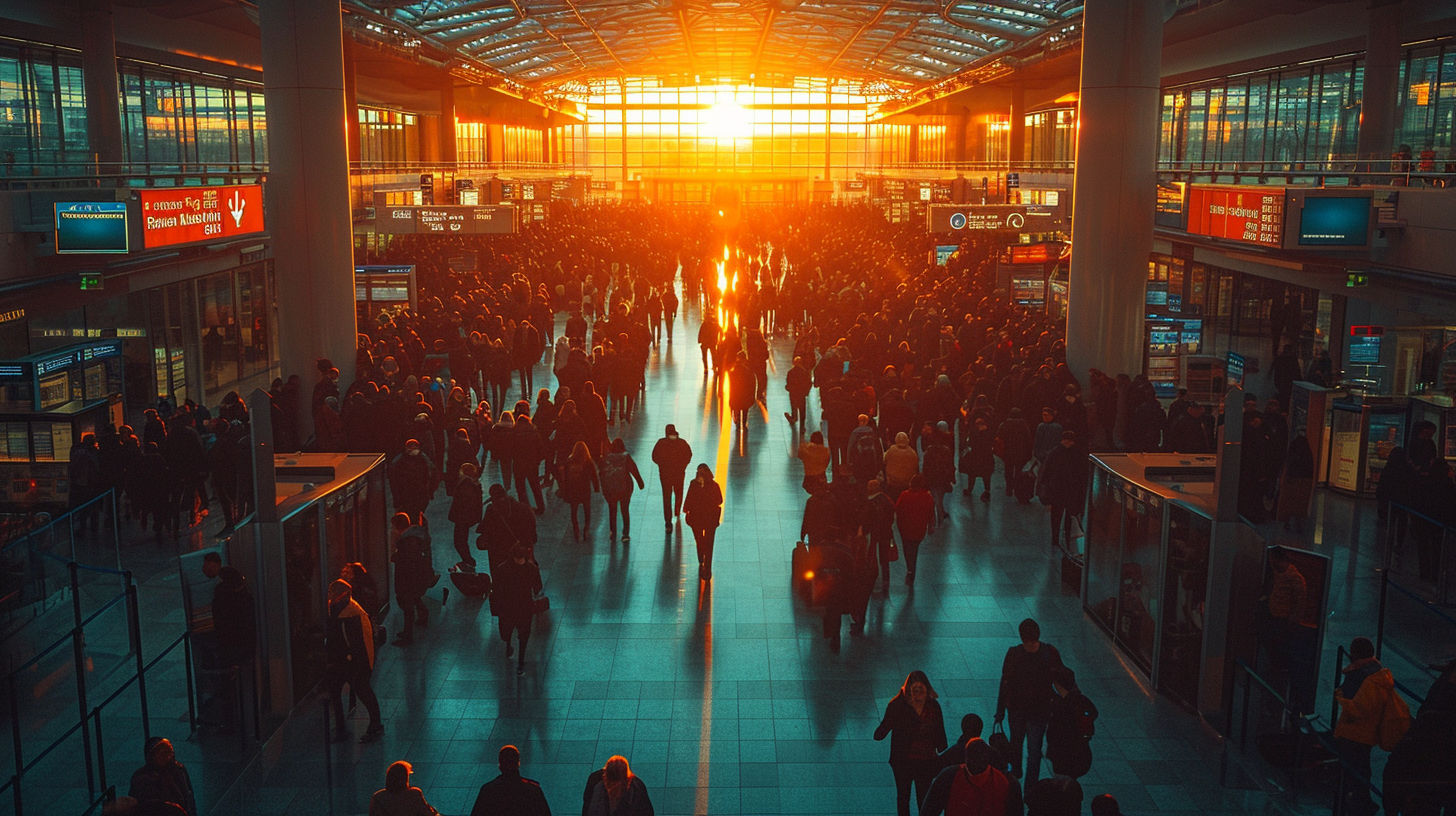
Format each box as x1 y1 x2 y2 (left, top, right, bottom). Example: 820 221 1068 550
1348 335 1382 365
1298 196 1371 246
934 245 957 266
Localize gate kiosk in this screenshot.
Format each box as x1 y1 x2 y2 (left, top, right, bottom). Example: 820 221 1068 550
0 341 125 509
222 451 389 719
1082 453 1273 716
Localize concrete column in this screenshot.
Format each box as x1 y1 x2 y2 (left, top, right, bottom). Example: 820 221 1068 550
541 125 551 164
440 82 458 165
953 111 969 165
80 0 124 168
1066 0 1163 383
1009 85 1026 164
258 0 358 436
488 123 505 163
342 35 362 164
1356 0 1404 161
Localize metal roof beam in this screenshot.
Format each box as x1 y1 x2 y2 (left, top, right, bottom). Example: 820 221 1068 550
559 0 628 73
822 1 892 73
749 6 777 79
677 9 699 79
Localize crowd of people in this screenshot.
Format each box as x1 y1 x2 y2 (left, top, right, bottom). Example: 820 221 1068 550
90 198 1453 816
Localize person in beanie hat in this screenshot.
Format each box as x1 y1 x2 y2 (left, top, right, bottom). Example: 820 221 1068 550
128 737 196 816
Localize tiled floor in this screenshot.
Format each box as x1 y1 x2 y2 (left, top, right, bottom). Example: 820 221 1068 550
11 300 1435 816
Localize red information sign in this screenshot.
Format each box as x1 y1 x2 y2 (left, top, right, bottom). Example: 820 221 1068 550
1186 185 1285 247
139 185 265 249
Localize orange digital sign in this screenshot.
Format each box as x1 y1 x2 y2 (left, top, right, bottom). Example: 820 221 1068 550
139 185 265 249
1186 185 1285 247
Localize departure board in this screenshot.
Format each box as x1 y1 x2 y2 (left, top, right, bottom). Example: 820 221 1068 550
1186 186 1286 247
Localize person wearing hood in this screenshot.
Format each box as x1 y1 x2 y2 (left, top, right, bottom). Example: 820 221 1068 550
1334 636 1406 815
684 464 723 581
326 579 383 743
128 737 196 816
390 513 435 646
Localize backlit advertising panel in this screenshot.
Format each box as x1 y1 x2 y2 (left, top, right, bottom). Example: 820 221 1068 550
928 204 1028 233
1186 185 1285 247
55 201 129 254
1155 181 1186 228
139 185 265 249
374 205 517 235
1295 194 1372 247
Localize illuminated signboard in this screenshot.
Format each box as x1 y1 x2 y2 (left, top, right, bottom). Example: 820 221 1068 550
374 205 517 235
928 204 1028 233
1155 181 1186 228
139 185 265 249
1186 185 1285 247
55 201 129 254
1010 275 1045 308
1009 243 1058 265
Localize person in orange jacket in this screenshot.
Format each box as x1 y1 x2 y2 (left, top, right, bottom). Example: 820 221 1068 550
1334 636 1408 816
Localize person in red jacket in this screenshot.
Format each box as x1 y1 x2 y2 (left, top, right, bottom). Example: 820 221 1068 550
921 738 1022 816
895 474 935 586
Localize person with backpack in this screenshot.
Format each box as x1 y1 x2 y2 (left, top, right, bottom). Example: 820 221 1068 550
600 437 646 542
1334 636 1410 816
1028 666 1095 814
920 738 1022 816
884 432 920 500
390 513 435 646
848 415 883 484
449 464 484 571
995 618 1066 790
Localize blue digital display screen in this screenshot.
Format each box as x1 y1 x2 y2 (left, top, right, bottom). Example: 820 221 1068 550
55 201 129 254
1298 196 1371 246
934 245 957 266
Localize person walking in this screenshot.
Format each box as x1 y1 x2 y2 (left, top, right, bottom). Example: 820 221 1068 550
562 441 601 541
390 513 435 646
798 431 832 494
600 438 646 542
995 408 1032 498
585 756 654 816
326 579 383 743
493 545 543 676
728 351 756 428
960 417 996 502
651 424 693 533
994 619 1065 789
865 479 898 595
1040 431 1088 551
784 355 812 433
389 440 437 520
449 464 484 571
1040 665 1097 805
875 670 948 816
369 761 439 816
470 745 551 816
512 413 548 513
1334 636 1408 816
684 464 723 581
895 475 935 587
921 739 1022 816
884 432 920 500
923 428 956 525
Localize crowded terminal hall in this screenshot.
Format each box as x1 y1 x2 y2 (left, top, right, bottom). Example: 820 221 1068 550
4 1 1456 814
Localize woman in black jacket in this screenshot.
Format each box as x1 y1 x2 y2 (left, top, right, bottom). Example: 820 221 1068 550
683 464 723 581
493 545 543 676
874 669 948 816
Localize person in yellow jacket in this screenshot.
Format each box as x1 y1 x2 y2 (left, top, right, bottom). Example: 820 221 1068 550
1333 636 1408 816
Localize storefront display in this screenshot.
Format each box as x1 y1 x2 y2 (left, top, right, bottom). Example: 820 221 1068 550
1329 400 1407 496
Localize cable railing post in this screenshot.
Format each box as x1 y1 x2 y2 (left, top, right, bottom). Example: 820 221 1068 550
69 561 82 632
71 628 96 803
182 632 197 733
93 707 106 794
126 575 149 737
1331 645 1346 728
1376 567 1389 661
109 490 121 571
8 677 22 814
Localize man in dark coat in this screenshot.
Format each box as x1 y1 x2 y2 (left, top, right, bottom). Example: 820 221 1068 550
512 415 547 512
389 439 437 520
325 579 382 742
651 424 693 530
994 618 1066 790
493 545 543 676
1165 402 1213 454
1040 431 1088 550
784 356 813 433
470 745 551 816
211 566 256 671
478 484 538 570
390 513 434 645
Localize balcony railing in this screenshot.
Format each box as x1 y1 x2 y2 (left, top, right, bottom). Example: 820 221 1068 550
0 161 267 191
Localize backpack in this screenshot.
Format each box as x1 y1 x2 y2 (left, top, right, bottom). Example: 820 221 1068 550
599 454 631 496
850 433 879 473
1376 685 1413 751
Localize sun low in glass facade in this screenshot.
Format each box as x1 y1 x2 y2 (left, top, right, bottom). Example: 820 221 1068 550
557 78 944 184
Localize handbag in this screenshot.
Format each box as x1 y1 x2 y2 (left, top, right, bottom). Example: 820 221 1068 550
532 595 551 614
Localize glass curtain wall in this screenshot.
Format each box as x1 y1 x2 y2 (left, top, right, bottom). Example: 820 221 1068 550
1395 39 1456 156
564 78 900 182
118 58 268 169
1025 108 1076 163
358 106 419 165
1160 55 1363 165
0 38 90 171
